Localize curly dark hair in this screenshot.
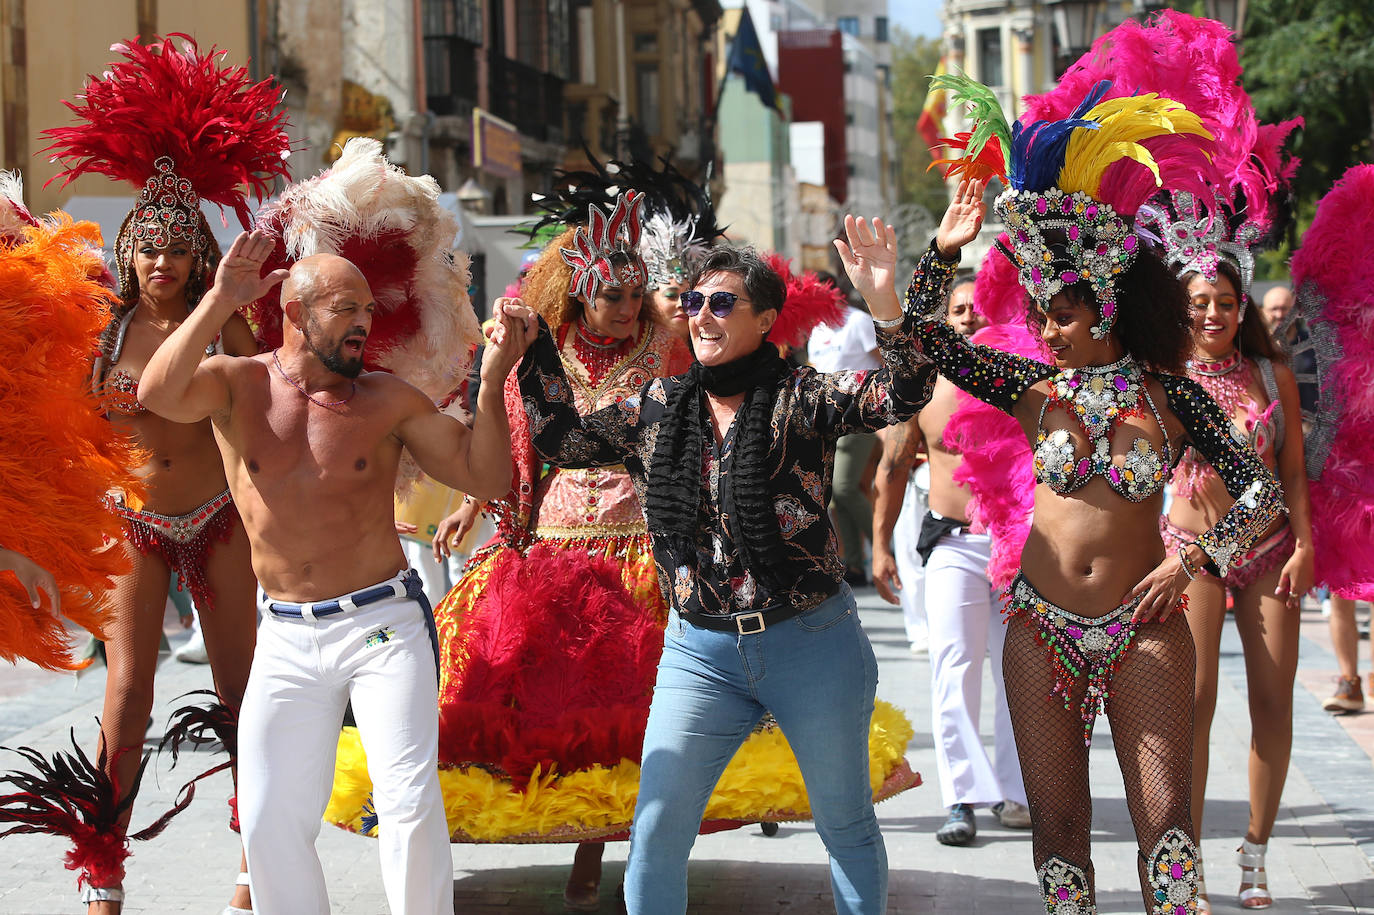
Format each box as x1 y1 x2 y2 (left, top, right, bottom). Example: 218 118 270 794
1179 259 1284 363
686 245 786 315
1026 246 1193 374
96 209 221 366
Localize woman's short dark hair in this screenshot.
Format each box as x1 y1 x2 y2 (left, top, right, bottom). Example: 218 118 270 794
686 246 786 316
1027 246 1193 374
1179 259 1284 363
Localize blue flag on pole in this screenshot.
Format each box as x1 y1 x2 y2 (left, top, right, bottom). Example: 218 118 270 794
727 7 779 112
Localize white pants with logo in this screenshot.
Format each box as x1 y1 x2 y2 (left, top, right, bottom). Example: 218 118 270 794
924 531 1025 808
238 572 453 915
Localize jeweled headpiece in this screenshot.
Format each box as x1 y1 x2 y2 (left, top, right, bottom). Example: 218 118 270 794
1026 11 1300 310
559 191 647 301
931 73 1216 339
641 211 703 289
1136 190 1263 303
528 153 723 291
42 34 293 299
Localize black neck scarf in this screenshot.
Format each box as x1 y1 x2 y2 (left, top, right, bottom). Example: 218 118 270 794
646 342 792 599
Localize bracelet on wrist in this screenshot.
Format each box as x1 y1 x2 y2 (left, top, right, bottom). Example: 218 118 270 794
872 313 905 329
1177 545 1197 581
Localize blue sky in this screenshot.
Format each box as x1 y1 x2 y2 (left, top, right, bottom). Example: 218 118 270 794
891 0 943 39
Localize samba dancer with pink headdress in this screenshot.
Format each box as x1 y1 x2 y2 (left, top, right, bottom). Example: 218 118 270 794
911 65 1289 911
1019 13 1309 909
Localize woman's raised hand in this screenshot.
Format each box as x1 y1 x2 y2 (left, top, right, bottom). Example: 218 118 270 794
934 177 988 258
834 215 899 305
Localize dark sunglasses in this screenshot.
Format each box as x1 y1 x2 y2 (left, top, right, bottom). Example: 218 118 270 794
681 290 746 318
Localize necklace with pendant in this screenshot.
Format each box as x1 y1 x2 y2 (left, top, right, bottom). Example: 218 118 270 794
1050 354 1144 435
272 349 357 408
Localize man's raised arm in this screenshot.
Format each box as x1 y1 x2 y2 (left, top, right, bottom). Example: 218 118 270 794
398 300 538 500
139 231 288 422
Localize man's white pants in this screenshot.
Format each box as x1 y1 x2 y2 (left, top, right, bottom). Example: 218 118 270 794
238 571 454 915
894 473 928 648
924 530 1025 808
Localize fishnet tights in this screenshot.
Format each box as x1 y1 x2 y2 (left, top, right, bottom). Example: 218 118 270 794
99 529 257 833
1003 602 1197 912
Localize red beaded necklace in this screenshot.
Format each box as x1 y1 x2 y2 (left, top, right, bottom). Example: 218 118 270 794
571 321 635 386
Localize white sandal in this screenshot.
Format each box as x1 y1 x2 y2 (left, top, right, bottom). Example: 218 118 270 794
1237 839 1273 909
81 885 124 909
221 871 252 915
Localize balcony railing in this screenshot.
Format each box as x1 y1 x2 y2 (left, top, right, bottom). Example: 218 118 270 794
424 35 479 115
487 50 565 144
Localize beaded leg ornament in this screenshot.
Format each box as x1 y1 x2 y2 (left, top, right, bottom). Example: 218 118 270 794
1145 827 1201 915
1039 855 1097 915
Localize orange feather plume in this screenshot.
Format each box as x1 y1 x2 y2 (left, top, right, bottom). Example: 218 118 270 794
928 131 1007 183
0 218 143 670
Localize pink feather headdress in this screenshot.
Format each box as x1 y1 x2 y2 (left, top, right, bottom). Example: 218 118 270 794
1027 10 1301 298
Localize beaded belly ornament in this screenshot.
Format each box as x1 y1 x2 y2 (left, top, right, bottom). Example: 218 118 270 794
1003 574 1187 745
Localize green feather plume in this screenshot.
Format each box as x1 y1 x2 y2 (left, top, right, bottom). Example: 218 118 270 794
929 71 1013 177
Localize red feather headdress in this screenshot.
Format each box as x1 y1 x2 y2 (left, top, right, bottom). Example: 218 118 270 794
244 138 481 404
762 252 847 349
41 34 292 291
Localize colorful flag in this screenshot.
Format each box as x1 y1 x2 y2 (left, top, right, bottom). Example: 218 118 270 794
727 7 779 112
917 56 949 151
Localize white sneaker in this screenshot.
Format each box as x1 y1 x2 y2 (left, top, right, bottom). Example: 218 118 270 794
175 629 209 664
908 634 929 657
993 800 1033 829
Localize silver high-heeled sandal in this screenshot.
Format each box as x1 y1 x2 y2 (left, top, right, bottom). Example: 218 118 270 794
221 871 252 915
81 885 124 908
1237 839 1273 908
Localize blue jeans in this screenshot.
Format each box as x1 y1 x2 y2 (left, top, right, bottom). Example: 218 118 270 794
624 586 887 914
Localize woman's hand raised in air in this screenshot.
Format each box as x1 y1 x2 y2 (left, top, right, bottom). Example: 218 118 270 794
835 215 900 310
934 177 989 259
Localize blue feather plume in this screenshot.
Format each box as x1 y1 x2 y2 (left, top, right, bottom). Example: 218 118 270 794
1008 80 1112 192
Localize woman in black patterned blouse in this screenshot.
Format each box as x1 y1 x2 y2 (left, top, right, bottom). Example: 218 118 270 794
494 216 934 913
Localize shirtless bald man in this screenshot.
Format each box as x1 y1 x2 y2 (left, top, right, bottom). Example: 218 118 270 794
140 234 531 915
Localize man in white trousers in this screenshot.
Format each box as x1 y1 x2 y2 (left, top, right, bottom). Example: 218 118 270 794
874 421 928 655
874 279 1029 846
139 236 531 914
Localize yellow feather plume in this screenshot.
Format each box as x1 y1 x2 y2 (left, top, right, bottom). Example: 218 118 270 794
1059 94 1213 200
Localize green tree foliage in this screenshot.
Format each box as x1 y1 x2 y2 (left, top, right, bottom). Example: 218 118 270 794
1240 0 1374 238
891 28 947 214
890 28 948 274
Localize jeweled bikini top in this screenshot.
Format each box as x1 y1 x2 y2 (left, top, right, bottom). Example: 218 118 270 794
1032 355 1173 502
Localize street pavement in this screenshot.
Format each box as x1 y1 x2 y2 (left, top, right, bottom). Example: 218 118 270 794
1 588 1372 913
